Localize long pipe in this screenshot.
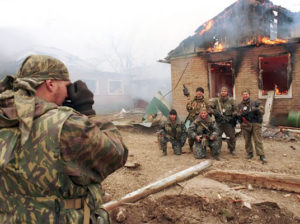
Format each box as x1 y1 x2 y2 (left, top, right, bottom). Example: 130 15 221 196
103 160 212 211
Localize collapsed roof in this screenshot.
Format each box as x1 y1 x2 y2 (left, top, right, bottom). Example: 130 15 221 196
165 0 300 61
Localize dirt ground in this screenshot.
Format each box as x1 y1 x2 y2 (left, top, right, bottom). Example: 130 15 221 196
101 114 300 224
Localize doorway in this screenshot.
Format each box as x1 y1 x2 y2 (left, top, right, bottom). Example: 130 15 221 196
209 61 234 98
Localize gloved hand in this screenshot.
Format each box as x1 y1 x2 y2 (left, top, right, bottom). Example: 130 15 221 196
64 80 96 116
252 106 260 114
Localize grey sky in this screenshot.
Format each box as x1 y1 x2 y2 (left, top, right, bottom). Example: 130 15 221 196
0 0 299 71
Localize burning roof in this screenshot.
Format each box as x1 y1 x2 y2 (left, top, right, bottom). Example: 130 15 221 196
166 0 300 60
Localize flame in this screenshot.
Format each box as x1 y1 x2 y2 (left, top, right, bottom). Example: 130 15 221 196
215 43 224 52
262 86 288 95
199 20 214 35
260 36 287 45
275 86 288 95
247 40 255 45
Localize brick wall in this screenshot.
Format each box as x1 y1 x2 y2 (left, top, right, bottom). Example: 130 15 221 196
170 43 300 118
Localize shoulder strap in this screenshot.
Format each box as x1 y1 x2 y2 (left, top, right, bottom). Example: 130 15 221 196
200 121 210 132
217 98 223 115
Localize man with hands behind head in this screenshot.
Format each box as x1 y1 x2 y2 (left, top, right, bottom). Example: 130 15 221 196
0 55 128 224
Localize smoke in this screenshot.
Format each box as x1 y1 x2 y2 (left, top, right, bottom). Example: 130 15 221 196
0 28 36 76
0 28 171 114
168 0 300 59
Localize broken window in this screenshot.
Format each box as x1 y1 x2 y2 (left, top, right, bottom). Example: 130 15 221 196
108 80 123 95
208 61 234 98
259 54 291 97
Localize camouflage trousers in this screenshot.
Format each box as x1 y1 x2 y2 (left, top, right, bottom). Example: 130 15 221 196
241 122 264 156
188 137 195 151
217 122 236 152
158 136 183 155
194 138 220 159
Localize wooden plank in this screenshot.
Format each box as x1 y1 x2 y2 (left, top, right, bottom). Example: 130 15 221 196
263 90 275 126
204 170 300 193
103 160 212 211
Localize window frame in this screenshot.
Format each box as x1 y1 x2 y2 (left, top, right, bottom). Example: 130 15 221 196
107 79 124 95
258 53 292 99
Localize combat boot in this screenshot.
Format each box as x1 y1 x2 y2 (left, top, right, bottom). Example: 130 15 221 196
162 148 167 156
199 154 206 159
230 149 236 156
260 155 267 163
213 154 220 161
246 152 253 159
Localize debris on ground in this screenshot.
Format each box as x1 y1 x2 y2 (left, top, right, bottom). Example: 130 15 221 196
204 170 300 193
102 120 300 223
112 194 300 224
124 162 140 169
262 126 300 141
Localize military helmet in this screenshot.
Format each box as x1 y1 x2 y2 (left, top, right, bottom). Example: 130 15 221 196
17 55 70 81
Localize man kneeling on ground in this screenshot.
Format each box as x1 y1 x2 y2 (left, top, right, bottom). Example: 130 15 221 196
188 108 220 160
158 109 187 156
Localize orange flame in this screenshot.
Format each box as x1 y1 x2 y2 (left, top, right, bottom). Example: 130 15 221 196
199 20 214 35
215 43 224 52
247 40 255 45
262 86 288 95
275 86 288 95
260 37 287 45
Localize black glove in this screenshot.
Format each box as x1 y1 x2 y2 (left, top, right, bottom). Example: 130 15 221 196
64 80 96 116
183 84 190 97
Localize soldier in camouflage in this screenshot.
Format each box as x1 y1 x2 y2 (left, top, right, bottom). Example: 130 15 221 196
237 89 267 163
0 55 128 223
186 87 212 152
158 109 187 155
188 108 220 160
210 87 237 156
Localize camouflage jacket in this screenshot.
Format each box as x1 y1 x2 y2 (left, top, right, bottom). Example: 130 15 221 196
210 96 237 123
188 115 219 140
186 96 212 121
159 117 186 140
0 93 128 223
237 98 264 124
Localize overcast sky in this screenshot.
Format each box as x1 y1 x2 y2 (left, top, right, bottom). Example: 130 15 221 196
0 0 299 71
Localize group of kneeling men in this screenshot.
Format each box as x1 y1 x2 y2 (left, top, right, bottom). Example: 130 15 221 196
158 86 267 163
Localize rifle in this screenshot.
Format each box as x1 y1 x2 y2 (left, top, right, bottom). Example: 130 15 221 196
197 122 214 147
237 105 250 124
214 110 229 123
214 98 237 127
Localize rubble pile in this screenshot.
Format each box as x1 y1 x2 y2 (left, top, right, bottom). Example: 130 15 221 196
262 127 300 141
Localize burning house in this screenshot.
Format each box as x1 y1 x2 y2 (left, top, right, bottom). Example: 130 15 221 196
162 0 300 124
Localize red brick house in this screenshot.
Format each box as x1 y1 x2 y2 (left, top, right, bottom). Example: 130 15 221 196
162 0 300 123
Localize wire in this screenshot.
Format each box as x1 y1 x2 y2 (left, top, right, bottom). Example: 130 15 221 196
163 59 191 98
